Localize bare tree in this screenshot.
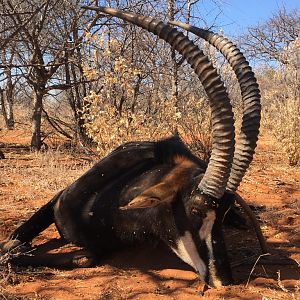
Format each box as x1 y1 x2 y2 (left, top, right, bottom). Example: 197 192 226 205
242 7 300 101
0 1 46 50
1 0 100 149
242 7 300 64
241 7 300 165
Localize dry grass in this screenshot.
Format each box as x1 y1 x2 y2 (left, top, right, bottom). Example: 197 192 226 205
258 64 300 167
0 145 94 228
0 144 95 300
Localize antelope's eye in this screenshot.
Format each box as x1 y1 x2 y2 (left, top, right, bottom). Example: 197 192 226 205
191 207 200 216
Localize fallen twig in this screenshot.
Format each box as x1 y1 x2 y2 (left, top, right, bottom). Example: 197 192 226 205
245 253 271 287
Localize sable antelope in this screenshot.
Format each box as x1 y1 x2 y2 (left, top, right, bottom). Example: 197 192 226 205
0 7 263 288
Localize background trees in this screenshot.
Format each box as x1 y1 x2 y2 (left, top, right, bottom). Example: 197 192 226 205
0 1 299 164
0 0 103 149
241 8 300 165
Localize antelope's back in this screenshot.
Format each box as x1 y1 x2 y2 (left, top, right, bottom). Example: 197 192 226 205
54 136 206 250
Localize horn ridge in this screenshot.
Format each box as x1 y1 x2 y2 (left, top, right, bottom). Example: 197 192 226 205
169 21 261 193
83 6 235 199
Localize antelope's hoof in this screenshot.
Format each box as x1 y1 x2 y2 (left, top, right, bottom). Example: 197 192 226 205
0 239 30 254
0 239 21 252
72 254 96 268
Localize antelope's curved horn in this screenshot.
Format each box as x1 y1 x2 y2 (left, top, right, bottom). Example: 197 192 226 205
169 21 261 192
83 6 234 199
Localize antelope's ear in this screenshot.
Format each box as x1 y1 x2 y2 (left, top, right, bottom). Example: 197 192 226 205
120 183 176 210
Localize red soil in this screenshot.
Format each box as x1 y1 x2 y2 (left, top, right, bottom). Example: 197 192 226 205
0 131 299 300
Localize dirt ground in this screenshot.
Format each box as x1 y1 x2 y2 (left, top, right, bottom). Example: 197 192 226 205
0 130 299 300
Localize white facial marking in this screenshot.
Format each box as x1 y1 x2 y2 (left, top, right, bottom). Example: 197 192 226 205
205 231 223 288
171 231 206 281
199 210 215 240
199 210 222 288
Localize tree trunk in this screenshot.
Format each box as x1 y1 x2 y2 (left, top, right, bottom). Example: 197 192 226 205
69 61 92 146
1 50 15 129
68 28 91 146
5 70 15 129
168 0 178 104
186 0 191 33
31 88 44 150
0 88 9 128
